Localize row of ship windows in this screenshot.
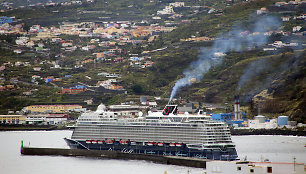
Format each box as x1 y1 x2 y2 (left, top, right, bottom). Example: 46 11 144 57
74 131 232 138
73 132 232 141
74 133 231 141
76 128 200 133
75 129 231 136
75 129 230 136
77 127 229 132
78 126 230 133
80 122 202 127
77 126 230 133
78 123 229 130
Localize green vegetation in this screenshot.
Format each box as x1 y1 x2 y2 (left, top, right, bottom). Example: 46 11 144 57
0 0 305 123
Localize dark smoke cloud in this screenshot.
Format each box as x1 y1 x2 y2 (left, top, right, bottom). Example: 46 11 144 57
237 58 270 90
238 51 304 103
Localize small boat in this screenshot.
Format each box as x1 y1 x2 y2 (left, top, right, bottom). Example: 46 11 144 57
98 140 104 144
148 142 154 146
92 140 97 144
130 142 136 146
66 125 76 129
86 140 91 144
169 143 175 147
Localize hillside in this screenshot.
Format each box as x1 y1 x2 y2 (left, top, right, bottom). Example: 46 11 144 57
122 0 306 122
0 0 305 123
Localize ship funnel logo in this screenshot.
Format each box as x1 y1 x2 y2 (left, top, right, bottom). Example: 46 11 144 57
162 105 177 115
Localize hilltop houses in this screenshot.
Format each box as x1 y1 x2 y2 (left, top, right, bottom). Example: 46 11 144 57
157 6 175 15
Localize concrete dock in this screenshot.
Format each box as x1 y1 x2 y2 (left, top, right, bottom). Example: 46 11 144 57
20 146 209 168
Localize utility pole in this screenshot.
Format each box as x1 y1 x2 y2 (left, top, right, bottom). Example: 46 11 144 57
293 156 296 172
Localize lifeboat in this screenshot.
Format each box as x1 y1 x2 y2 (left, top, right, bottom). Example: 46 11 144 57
130 142 136 146
120 140 129 145
98 140 104 144
92 140 97 144
86 140 91 144
105 140 114 144
157 142 164 146
147 142 154 146
176 143 183 147
169 142 175 147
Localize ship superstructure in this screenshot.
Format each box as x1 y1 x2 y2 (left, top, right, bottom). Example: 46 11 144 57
65 104 238 160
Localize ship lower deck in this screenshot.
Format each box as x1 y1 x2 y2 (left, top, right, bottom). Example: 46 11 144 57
65 138 238 161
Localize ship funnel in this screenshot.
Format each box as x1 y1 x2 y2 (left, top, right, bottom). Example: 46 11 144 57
162 105 178 116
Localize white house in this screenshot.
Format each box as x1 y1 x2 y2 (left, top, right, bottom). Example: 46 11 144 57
26 115 46 124
45 114 69 125
157 6 174 15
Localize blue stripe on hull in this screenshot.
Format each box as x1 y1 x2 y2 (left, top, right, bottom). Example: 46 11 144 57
65 138 238 161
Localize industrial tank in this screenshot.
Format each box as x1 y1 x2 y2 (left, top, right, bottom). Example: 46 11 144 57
255 115 266 123
278 116 289 126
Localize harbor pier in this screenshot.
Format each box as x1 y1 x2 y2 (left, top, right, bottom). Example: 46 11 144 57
20 146 209 168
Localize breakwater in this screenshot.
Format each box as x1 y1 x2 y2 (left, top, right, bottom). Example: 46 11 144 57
20 146 209 168
0 124 64 131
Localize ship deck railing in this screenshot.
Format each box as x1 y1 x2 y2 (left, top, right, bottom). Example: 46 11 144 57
76 121 230 129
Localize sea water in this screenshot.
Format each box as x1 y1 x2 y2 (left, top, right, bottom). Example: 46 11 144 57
0 130 305 174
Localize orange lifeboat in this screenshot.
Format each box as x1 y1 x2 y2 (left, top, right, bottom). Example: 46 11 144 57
157 142 164 146
105 140 114 144
176 143 182 147
120 140 129 145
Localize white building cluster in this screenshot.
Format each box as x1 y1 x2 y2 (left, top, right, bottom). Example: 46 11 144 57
25 114 69 125
247 115 299 129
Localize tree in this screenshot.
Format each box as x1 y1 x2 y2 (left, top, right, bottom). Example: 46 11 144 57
131 84 144 94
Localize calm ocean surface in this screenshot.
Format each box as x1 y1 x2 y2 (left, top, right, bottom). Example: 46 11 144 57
0 130 305 174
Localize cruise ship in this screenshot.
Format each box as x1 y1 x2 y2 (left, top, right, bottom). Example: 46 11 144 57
65 104 238 160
